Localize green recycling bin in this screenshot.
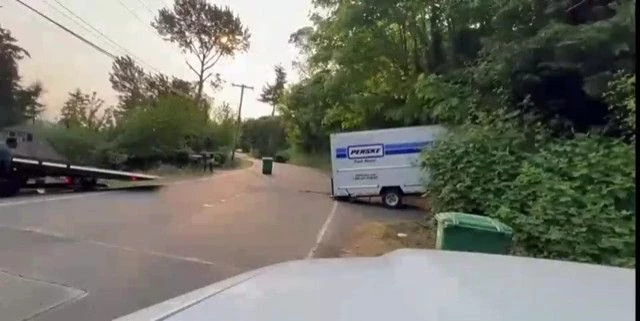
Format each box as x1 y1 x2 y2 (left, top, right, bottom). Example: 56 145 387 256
435 212 513 254
262 157 273 175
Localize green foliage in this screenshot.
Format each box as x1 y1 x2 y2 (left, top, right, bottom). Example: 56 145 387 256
116 96 208 159
109 55 197 116
59 89 108 130
258 65 287 116
414 74 480 124
423 127 636 267
274 150 290 163
212 146 231 165
286 147 331 172
240 116 287 157
605 72 635 138
495 137 635 267
422 123 544 215
17 82 45 124
0 25 45 128
39 125 109 165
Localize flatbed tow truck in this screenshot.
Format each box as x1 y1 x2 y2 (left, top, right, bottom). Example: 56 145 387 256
0 136 159 197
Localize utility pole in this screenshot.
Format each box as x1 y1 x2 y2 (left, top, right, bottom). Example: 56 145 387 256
230 83 254 161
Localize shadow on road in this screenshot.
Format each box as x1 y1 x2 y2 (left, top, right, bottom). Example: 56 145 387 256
338 197 424 212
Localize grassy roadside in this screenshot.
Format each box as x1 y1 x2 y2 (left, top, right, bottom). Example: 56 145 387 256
286 149 331 173
341 220 436 257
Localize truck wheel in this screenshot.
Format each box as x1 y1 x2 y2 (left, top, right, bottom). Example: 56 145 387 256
381 188 403 209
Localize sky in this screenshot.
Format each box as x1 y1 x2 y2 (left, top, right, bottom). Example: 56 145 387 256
0 0 313 120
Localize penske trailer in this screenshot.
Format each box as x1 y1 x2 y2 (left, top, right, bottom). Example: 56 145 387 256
329 125 446 208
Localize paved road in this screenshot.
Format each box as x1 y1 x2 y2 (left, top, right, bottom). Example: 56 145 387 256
0 159 422 320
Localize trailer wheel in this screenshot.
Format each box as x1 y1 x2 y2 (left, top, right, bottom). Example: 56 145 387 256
0 178 20 197
74 177 98 191
381 187 403 209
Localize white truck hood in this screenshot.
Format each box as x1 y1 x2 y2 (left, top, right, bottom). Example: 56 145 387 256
115 249 635 321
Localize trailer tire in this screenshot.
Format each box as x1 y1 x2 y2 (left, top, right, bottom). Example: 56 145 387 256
381 187 403 209
0 179 20 197
74 177 98 191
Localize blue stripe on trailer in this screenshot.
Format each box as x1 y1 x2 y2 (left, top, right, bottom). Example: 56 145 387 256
384 141 433 150
384 148 422 155
334 140 434 158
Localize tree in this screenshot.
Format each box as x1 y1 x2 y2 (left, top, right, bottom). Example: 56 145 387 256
258 65 287 116
109 55 198 118
16 82 44 124
152 0 250 104
109 55 147 111
288 26 314 78
117 95 209 159
59 89 106 130
240 116 287 157
212 101 234 124
145 72 195 101
0 25 29 127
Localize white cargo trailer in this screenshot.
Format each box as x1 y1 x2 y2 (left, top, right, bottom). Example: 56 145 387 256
329 125 446 208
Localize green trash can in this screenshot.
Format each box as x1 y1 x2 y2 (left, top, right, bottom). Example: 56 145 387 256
262 157 273 175
435 212 513 254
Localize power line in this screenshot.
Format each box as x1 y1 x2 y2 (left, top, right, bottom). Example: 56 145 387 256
41 0 110 50
15 0 117 59
15 0 192 99
133 0 155 15
47 0 161 74
117 0 150 27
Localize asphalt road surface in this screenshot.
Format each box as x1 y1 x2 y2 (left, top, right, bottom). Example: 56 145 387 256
0 159 422 321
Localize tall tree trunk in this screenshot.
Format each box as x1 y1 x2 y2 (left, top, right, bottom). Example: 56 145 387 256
195 54 206 106
271 105 275 117
196 69 204 104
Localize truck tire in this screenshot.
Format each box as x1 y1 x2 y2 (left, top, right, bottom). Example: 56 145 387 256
0 178 20 197
381 187 403 209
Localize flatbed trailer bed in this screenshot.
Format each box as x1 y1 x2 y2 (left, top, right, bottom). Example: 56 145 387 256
11 157 159 180
1 154 159 197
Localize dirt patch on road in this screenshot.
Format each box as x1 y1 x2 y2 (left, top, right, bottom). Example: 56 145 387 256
340 220 436 257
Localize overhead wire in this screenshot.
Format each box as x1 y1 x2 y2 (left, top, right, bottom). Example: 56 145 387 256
47 0 161 74
116 0 150 28
14 0 192 99
132 0 155 15
41 0 112 51
15 0 117 59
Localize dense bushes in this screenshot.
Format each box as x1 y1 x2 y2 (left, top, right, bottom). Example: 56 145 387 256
240 116 287 157
422 124 532 215
494 137 635 267
422 126 635 267
39 96 236 170
274 150 290 163
38 125 111 165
